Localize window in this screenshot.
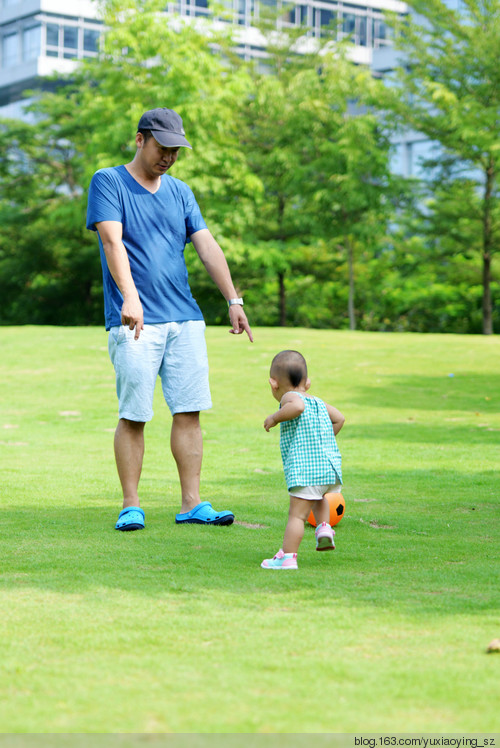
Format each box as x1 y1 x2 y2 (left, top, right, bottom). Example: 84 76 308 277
358 16 366 45
317 8 336 35
236 0 246 23
63 26 78 49
373 18 388 44
83 28 100 54
2 32 18 68
63 25 78 58
342 12 356 35
46 22 59 56
281 5 294 25
42 21 101 59
23 25 41 62
46 23 59 46
298 4 309 24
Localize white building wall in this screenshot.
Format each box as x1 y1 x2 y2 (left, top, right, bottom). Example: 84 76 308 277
0 0 408 116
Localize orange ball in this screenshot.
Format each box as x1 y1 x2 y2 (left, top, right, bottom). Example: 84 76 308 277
307 492 345 528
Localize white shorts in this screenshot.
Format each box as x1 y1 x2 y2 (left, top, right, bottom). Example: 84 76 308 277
289 484 343 501
108 321 212 421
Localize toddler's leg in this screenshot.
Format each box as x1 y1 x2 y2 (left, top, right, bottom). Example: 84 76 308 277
313 495 335 552
312 495 330 526
283 495 312 554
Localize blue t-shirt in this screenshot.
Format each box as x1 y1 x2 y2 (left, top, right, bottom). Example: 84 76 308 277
86 166 207 330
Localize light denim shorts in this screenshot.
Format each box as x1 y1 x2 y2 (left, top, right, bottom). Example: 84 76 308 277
108 321 212 422
288 484 343 501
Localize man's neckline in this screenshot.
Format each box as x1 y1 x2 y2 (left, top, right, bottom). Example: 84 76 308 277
123 164 162 194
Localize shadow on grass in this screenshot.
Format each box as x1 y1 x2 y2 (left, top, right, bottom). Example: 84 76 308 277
342 421 500 447
348 372 500 413
1 487 498 617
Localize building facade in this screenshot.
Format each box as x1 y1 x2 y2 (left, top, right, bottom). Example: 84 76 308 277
0 0 102 116
1 0 407 117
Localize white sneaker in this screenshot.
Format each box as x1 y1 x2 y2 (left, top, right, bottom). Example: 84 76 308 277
315 522 335 551
261 549 298 569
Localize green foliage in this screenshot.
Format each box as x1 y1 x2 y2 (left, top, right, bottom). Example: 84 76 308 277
0 117 102 324
0 0 498 333
0 0 255 325
228 19 397 328
380 0 500 333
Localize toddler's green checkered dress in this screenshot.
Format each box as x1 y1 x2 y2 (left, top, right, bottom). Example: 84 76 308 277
279 393 342 491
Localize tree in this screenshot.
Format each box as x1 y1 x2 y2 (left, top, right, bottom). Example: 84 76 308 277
306 83 399 330
0 118 102 324
0 0 256 325
237 11 396 327
380 0 500 334
0 0 432 332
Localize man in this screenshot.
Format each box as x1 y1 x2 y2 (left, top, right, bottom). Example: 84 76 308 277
86 107 253 531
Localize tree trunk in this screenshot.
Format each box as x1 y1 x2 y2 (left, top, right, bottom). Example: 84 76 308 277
278 271 286 326
277 194 287 327
482 252 492 335
347 238 356 331
482 162 494 335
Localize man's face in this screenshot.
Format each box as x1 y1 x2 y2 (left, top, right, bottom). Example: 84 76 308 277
136 133 180 177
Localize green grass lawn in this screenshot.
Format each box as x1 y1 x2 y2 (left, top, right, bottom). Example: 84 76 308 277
0 325 499 733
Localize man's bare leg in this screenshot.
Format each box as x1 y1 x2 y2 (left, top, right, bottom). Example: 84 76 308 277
114 418 145 508
170 411 203 513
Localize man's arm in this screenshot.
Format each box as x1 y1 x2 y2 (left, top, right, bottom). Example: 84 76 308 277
191 229 253 342
95 220 144 340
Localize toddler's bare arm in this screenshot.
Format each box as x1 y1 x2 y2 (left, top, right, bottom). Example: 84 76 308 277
325 403 345 435
264 393 305 431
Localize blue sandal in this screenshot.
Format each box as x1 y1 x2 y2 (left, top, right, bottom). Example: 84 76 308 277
115 506 145 531
175 501 234 526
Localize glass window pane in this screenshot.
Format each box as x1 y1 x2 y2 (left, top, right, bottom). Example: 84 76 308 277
63 26 78 50
320 9 335 27
23 25 41 61
321 9 333 25
374 19 387 40
298 4 308 24
2 32 18 67
46 23 59 47
83 28 100 52
342 13 356 34
358 16 366 45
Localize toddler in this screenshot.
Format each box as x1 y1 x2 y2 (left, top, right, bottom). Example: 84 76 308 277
262 350 345 569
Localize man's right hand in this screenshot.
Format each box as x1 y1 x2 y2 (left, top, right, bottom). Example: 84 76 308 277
121 296 144 340
96 221 144 340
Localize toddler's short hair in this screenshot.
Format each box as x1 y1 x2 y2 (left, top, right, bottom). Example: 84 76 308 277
270 350 308 388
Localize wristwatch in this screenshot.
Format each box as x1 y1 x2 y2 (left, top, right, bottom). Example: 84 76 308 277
227 298 244 306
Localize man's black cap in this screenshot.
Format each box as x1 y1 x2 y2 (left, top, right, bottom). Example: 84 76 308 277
137 108 192 149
